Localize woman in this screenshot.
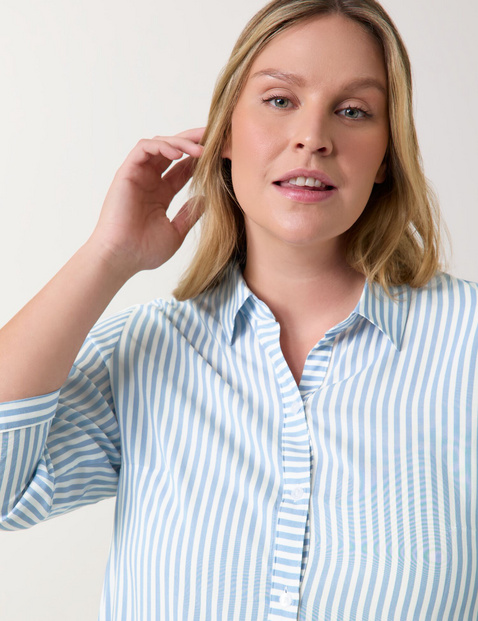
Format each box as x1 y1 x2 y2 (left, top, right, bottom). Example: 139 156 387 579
0 0 476 619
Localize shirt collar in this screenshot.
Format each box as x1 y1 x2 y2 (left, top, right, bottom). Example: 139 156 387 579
219 266 254 344
354 280 411 350
219 266 411 351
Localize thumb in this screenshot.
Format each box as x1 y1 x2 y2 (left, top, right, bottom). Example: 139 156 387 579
171 196 205 241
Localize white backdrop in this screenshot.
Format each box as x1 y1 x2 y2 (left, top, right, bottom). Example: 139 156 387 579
0 0 477 619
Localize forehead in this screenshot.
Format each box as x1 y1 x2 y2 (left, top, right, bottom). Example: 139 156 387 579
247 14 387 86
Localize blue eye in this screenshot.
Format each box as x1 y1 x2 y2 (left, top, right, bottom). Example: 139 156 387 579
272 97 289 108
263 96 291 109
339 106 369 119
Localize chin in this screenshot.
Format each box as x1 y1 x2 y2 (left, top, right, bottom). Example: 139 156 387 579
273 230 334 248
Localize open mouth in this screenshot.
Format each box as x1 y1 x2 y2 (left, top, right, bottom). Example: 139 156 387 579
274 177 336 192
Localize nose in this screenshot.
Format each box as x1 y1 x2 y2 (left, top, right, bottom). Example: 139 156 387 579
292 109 333 156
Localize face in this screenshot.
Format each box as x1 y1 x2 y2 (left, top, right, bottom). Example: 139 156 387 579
223 14 389 257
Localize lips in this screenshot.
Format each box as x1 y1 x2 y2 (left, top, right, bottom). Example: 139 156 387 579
272 168 337 203
274 168 337 191
276 176 334 191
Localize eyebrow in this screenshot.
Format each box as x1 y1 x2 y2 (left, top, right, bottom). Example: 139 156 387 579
251 69 387 96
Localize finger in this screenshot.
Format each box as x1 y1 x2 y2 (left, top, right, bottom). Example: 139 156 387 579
143 137 203 160
128 137 203 177
161 156 196 199
149 136 204 161
171 196 204 241
154 127 206 144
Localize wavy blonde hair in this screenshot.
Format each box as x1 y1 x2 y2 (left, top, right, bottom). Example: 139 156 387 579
174 0 442 300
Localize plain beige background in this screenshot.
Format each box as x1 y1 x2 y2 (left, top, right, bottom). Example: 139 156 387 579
0 0 477 619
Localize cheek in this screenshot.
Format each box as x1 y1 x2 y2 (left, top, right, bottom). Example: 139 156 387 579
229 123 276 212
230 108 281 168
234 129 269 167
343 133 388 180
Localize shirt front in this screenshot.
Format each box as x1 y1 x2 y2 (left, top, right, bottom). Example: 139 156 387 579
0 267 477 620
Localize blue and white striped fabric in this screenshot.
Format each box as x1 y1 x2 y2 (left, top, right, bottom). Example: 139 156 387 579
1 266 477 620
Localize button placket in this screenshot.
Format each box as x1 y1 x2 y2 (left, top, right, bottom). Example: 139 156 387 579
279 588 293 608
250 306 312 620
291 485 305 501
267 398 312 619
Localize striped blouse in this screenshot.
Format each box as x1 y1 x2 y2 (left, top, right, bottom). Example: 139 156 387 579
0 267 477 620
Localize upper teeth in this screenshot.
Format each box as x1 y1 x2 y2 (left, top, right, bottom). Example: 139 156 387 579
288 176 325 188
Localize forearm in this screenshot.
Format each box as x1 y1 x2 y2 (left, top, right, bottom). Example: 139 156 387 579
0 131 202 403
0 240 132 402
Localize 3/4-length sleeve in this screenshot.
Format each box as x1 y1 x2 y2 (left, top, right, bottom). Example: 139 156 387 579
0 307 133 531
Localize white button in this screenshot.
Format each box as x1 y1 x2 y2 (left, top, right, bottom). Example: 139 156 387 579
291 486 304 501
280 592 293 607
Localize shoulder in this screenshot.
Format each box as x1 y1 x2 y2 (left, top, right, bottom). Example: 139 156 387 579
406 271 478 335
153 287 225 328
413 271 478 306
106 284 229 349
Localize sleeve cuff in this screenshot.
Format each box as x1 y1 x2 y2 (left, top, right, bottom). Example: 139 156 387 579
0 390 61 432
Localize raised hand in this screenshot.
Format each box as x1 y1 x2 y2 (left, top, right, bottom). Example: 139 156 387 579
89 127 205 277
0 128 207 401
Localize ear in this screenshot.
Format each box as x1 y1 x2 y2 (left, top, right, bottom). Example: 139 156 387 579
222 137 231 159
374 160 387 184
222 128 232 159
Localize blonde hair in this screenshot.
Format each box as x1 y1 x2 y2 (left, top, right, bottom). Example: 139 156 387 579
174 0 442 300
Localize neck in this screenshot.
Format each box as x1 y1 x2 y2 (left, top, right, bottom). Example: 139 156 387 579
242 236 365 385
243 236 365 325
